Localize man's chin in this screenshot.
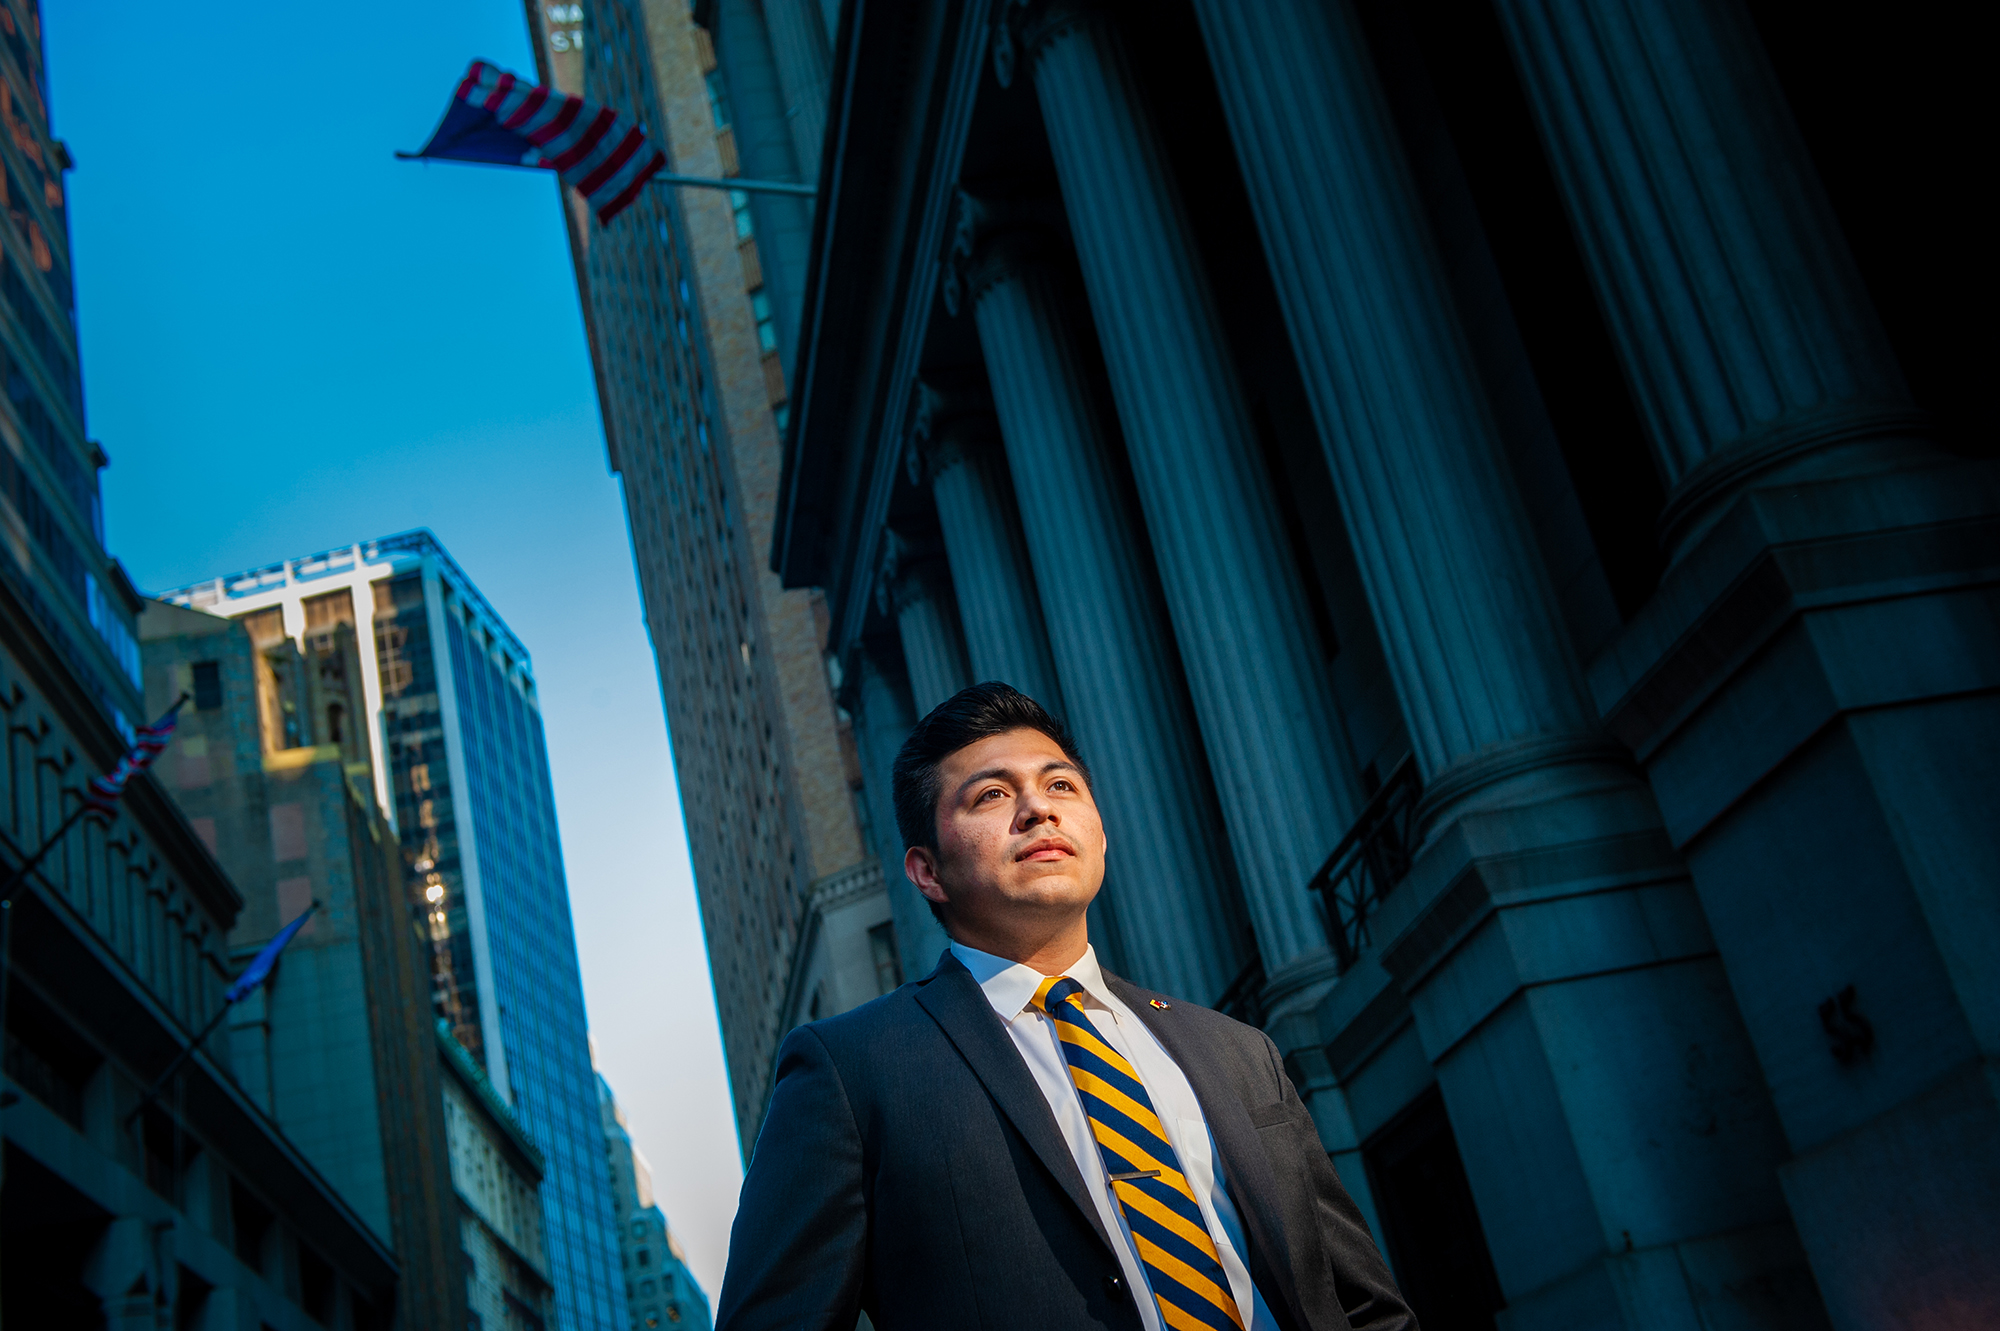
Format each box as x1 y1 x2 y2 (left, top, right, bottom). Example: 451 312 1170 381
999 873 1099 910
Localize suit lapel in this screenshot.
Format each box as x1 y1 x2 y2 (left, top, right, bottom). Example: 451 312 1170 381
1113 977 1312 1331
915 954 1119 1256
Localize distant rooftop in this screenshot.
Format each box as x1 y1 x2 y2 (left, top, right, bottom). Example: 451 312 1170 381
158 529 533 674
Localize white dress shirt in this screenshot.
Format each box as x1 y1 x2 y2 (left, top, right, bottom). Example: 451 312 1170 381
949 941 1279 1331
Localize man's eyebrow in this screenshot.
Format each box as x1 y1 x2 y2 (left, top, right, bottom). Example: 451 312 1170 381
952 759 1083 801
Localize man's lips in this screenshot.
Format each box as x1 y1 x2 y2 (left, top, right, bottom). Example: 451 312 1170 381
1016 837 1076 862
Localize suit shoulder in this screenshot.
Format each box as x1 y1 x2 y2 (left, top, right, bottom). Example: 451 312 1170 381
792 977 936 1053
1109 976 1270 1045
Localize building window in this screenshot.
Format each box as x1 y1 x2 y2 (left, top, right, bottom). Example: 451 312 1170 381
84 573 141 685
729 189 754 241
750 290 777 353
704 71 732 129
870 921 903 995
192 661 223 710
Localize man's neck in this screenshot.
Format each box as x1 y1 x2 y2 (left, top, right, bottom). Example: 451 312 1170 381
947 915 1090 976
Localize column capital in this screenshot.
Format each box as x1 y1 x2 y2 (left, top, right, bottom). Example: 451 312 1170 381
871 528 908 620
907 377 1001 486
872 530 951 619
992 0 1103 89
1488 0 1929 557
940 189 1067 317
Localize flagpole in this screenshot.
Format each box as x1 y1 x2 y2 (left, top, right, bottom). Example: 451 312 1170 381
0 801 92 907
398 152 815 198
123 899 319 1131
123 1001 233 1131
649 171 816 197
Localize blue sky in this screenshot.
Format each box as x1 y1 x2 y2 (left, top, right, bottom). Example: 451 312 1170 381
42 0 742 1297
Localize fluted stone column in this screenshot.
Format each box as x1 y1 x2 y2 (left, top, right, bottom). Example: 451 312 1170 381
1488 0 1927 557
851 651 951 978
1488 9 2000 1326
879 538 971 714
1183 0 1606 816
1190 6 1815 1326
914 385 1067 714
948 227 1252 1004
996 5 1359 985
763 0 831 183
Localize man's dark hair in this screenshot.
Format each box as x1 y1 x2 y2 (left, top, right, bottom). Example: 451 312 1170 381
891 682 1092 863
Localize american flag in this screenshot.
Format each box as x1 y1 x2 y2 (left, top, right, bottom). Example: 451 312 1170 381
405 60 667 224
83 697 188 818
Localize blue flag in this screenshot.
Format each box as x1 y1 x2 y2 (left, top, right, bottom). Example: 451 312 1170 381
226 902 318 1004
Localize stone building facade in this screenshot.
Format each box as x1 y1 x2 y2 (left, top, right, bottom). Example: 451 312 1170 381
137 598 465 1329
597 1069 712 1330
758 2 1996 1330
524 0 890 1148
2 563 403 1329
440 1023 557 1331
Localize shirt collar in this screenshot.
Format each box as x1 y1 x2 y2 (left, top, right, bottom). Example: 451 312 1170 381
950 940 1117 1025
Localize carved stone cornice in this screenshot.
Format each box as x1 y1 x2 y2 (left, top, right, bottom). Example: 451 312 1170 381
807 859 887 916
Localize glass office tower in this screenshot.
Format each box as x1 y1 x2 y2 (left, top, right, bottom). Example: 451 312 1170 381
164 531 627 1331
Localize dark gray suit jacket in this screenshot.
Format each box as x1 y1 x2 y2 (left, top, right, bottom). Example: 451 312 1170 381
714 952 1417 1330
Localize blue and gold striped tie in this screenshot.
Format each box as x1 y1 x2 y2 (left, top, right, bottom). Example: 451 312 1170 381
1036 976 1246 1331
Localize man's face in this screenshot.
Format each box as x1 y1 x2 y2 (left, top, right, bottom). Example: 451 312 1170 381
907 727 1107 936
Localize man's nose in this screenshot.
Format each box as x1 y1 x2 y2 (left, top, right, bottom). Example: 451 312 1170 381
1015 788 1058 829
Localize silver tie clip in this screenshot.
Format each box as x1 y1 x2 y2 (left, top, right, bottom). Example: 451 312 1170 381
1106 1169 1162 1182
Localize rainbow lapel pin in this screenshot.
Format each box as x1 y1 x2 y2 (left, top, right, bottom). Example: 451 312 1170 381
1150 998 1171 1010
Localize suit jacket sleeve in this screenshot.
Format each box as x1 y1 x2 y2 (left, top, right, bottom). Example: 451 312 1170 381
1261 1031 1417 1331
714 1024 868 1331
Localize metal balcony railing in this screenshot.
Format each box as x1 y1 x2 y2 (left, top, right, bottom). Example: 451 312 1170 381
1311 755 1422 972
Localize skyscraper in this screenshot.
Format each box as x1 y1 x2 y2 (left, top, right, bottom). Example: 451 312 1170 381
0 0 140 733
162 530 627 1331
524 0 891 1147
598 1068 713 1330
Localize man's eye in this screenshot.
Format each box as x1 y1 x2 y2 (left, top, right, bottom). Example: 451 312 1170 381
976 788 1004 802
1050 779 1073 792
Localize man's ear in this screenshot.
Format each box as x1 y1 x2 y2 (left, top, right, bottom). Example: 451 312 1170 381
905 845 948 906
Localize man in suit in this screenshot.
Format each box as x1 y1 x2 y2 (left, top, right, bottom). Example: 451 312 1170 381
716 683 1416 1330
